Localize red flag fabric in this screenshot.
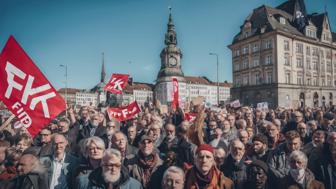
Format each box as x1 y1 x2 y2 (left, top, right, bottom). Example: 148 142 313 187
107 101 141 122
104 74 129 94
184 112 197 122
0 36 66 137
172 78 179 110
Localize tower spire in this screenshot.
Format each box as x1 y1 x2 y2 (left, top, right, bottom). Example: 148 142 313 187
101 52 106 83
165 6 177 46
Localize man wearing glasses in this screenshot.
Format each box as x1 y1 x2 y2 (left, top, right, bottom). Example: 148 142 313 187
77 149 142 189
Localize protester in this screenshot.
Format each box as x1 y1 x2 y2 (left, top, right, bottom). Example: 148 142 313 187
281 150 325 189
77 148 142 189
40 134 80 189
243 160 271 189
161 166 184 189
185 144 234 189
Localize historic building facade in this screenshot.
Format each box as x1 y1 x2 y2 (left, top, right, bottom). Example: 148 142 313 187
229 0 336 108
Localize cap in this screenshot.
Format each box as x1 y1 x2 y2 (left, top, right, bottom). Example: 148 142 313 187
249 160 268 174
252 134 268 146
196 144 214 154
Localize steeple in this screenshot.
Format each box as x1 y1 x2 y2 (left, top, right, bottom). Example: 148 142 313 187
165 7 177 46
101 52 106 83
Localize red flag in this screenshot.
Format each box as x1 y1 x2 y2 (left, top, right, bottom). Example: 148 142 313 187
104 74 129 94
184 112 197 122
172 78 179 110
0 36 66 137
107 101 141 122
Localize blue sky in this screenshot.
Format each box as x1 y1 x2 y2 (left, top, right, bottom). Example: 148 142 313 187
0 0 335 90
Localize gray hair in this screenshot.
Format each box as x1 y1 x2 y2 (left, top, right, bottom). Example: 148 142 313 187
111 131 127 142
162 166 185 187
289 150 308 168
229 138 245 152
102 148 122 163
82 136 106 158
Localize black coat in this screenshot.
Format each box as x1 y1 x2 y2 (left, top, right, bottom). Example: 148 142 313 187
221 155 249 189
3 171 48 189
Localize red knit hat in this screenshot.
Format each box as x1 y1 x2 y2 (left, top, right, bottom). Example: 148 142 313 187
196 144 214 154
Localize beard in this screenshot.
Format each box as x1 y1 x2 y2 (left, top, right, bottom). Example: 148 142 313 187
103 170 121 184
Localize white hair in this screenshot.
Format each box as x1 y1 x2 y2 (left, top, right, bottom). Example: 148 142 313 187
162 166 185 187
82 136 106 158
289 150 308 168
103 148 122 163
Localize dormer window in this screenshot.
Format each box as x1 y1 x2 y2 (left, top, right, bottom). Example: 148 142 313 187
280 17 286 25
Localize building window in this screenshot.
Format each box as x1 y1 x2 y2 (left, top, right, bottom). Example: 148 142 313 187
265 55 272 65
243 75 249 85
307 78 311 85
242 46 249 55
296 58 303 68
267 72 272 84
284 40 289 51
265 40 272 49
312 47 318 56
253 44 259 52
306 46 310 55
253 58 259 67
234 63 240 71
243 59 249 69
312 59 318 70
296 43 303 53
297 74 303 85
313 77 318 86
285 72 291 84
306 58 311 70
322 78 326 86
284 53 290 66
255 72 260 85
326 51 331 59
280 17 286 24
327 62 332 73
327 75 332 86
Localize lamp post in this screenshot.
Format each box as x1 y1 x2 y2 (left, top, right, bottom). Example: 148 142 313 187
60 64 68 116
209 52 219 106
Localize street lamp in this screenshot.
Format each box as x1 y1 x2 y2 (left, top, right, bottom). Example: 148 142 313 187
209 52 219 106
59 64 68 116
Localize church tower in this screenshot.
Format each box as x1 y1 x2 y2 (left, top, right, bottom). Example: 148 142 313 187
155 8 186 106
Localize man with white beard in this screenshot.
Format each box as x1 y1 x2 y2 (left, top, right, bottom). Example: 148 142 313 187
77 149 142 189
280 150 324 189
158 123 178 157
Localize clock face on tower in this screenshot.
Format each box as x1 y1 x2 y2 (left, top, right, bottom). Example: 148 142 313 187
169 57 177 66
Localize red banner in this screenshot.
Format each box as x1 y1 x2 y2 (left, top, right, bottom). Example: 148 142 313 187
104 74 129 94
184 112 197 122
172 78 179 110
107 101 141 122
0 36 66 137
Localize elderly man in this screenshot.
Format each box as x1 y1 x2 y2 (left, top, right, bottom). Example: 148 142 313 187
5 153 48 189
302 129 326 157
158 123 179 157
281 151 324 189
185 144 234 189
267 131 302 183
125 135 162 188
111 131 138 161
77 149 142 189
321 112 336 132
127 125 137 147
77 113 108 146
40 134 79 189
296 122 311 145
162 166 184 189
221 139 248 189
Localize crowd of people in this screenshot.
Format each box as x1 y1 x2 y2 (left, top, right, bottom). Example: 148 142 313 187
0 103 335 189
